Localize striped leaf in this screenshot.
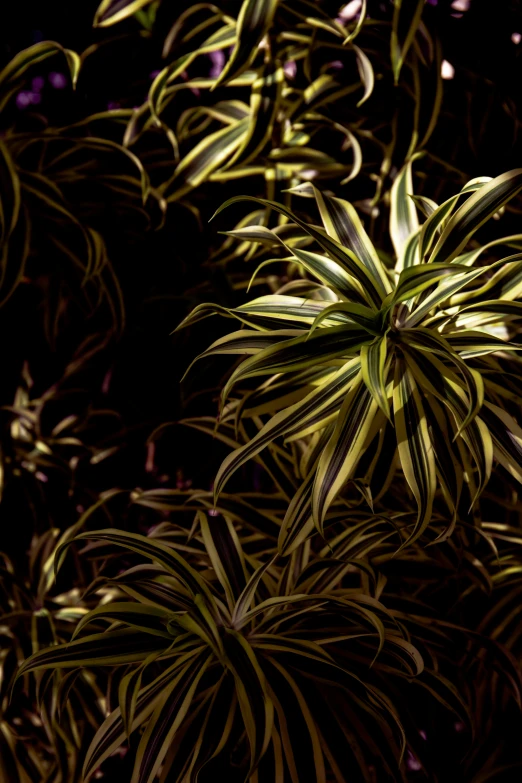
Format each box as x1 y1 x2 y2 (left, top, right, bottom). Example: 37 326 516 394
390 158 420 269
361 336 391 420
94 0 156 26
392 359 436 541
312 379 380 534
390 0 424 83
429 169 522 265
214 0 280 88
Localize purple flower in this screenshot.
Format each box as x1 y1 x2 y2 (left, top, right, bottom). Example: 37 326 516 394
284 60 297 80
32 76 45 91
149 70 161 80
16 92 32 109
209 49 225 79
406 751 422 772
338 1 362 22
49 71 67 89
107 101 120 111
16 91 41 109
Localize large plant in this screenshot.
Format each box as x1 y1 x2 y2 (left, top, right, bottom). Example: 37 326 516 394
181 166 522 552
18 520 462 782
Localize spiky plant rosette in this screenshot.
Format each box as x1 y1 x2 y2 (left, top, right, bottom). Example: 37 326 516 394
16 518 445 783
180 166 522 552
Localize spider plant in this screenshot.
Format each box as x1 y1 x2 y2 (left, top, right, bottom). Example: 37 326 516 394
18 521 432 783
93 0 443 261
180 165 522 552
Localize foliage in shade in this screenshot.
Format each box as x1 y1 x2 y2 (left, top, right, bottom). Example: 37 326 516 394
2 0 522 781
15 522 460 782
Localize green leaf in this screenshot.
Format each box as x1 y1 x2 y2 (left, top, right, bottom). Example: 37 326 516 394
361 336 391 420
212 196 386 307
392 359 436 541
312 185 391 296
214 0 280 88
0 41 80 97
353 44 374 107
0 141 21 245
17 630 166 675
223 630 274 773
94 0 156 26
429 169 522 265
56 529 215 604
390 0 424 84
199 511 248 613
213 359 361 498
392 263 468 304
224 65 284 169
163 118 249 201
312 379 380 534
131 653 212 783
72 602 174 640
390 158 420 269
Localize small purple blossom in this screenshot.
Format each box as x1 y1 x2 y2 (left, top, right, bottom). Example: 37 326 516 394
451 0 470 10
406 751 422 772
208 50 225 79
208 508 220 517
16 91 41 109
107 100 120 111
16 92 32 109
419 730 427 740
149 70 161 80
49 71 67 89
32 76 45 91
284 60 297 80
338 1 362 22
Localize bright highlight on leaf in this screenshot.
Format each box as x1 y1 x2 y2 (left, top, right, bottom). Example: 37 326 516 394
183 168 522 551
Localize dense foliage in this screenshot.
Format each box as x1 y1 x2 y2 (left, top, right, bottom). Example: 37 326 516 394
3 0 522 781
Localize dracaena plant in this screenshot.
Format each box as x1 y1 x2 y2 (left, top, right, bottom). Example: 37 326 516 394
180 165 522 553
92 0 443 257
17 521 433 783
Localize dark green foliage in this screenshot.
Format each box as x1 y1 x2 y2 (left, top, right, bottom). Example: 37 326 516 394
2 1 522 781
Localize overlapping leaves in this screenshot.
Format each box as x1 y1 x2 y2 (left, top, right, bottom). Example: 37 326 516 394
18 521 426 782
181 167 522 552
